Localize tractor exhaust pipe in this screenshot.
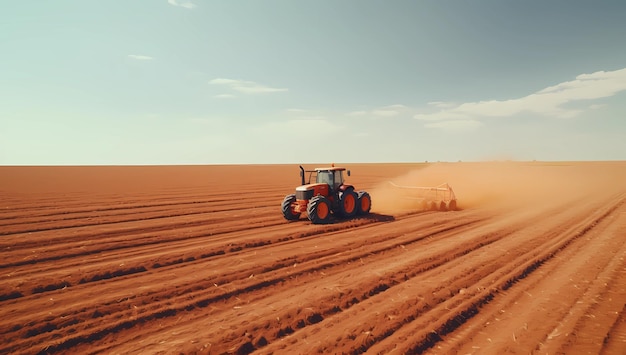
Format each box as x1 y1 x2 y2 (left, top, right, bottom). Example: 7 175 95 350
299 165 305 185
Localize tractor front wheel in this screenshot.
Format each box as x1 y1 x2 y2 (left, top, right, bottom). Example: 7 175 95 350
307 196 331 224
356 191 371 215
338 190 358 218
281 194 300 221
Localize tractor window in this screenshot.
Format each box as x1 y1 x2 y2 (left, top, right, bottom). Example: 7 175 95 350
317 171 333 186
334 171 343 187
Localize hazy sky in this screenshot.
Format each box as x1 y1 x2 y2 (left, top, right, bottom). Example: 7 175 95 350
2 1 625 165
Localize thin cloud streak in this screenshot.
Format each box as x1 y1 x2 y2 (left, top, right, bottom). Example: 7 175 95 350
127 54 154 60
167 0 196 9
209 78 288 94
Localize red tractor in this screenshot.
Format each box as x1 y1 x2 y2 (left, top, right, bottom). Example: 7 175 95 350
281 165 372 224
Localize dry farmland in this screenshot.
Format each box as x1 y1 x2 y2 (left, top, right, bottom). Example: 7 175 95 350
1 162 625 354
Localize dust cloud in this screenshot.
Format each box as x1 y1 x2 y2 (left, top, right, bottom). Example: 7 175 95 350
371 161 626 214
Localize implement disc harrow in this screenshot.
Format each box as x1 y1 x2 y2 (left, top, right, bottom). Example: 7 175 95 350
388 181 458 211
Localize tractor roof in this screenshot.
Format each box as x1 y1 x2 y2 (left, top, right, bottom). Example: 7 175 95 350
314 167 346 172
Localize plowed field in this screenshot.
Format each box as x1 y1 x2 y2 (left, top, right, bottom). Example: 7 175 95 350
1 162 625 354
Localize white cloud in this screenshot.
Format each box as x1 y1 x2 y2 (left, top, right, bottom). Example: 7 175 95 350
415 68 626 123
127 54 154 60
213 94 236 99
286 108 307 113
209 78 288 94
167 0 196 9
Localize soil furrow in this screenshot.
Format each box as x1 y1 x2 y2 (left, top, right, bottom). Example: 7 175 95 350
1 163 624 354
261 194 623 354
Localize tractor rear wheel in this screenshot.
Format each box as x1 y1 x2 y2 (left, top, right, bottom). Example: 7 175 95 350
338 190 358 217
281 194 300 221
307 196 331 224
439 201 447 211
448 200 457 211
357 191 371 215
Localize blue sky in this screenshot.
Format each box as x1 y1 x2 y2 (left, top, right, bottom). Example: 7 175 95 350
1 1 625 165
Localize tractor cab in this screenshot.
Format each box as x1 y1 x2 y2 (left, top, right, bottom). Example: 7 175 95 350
314 167 350 192
299 165 350 192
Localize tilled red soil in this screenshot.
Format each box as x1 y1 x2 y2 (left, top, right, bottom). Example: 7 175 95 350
1 163 625 354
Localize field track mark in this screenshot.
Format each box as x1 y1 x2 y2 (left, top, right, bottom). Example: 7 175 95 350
371 193 625 354
90 211 529 354
0 199 284 236
539 201 626 354
0 191 280 227
0 211 412 348
0 186 286 217
258 194 623 354
83 217 491 354
423 193 626 354
0 211 284 269
0 213 483 353
29 197 586 354
0 211 399 288
601 304 626 355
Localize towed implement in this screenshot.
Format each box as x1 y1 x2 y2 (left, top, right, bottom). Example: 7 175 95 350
281 165 371 224
388 181 458 211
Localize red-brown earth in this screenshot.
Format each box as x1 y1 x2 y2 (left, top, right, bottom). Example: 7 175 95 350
0 162 625 354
